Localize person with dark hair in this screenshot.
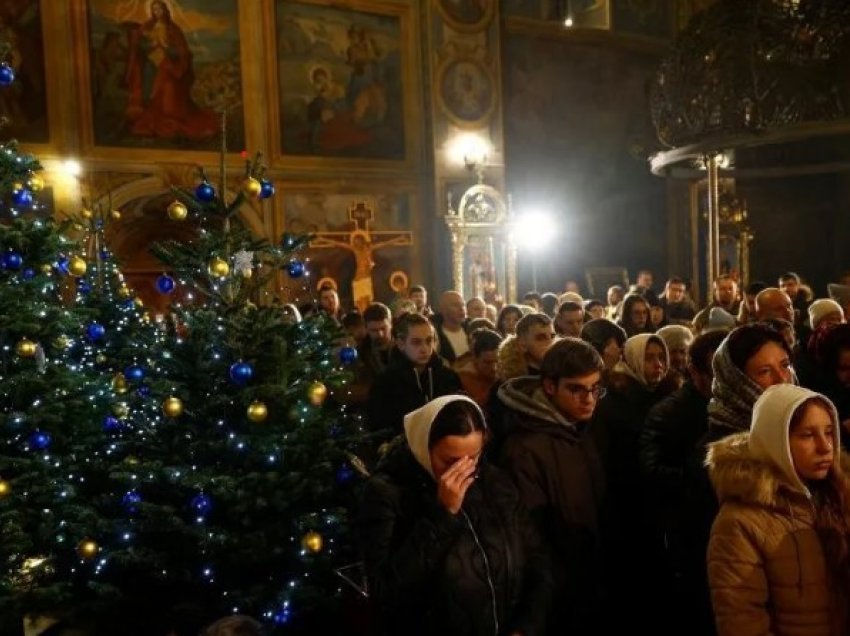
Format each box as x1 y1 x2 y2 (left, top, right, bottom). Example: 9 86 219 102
457 329 502 407
554 300 584 337
318 284 341 323
816 324 850 447
661 277 696 325
778 270 813 330
345 303 393 406
359 396 553 636
706 385 850 635
540 292 559 318
408 284 432 316
366 313 461 441
523 291 542 312
341 310 365 344
693 276 740 333
647 293 668 330
580 318 627 372
616 293 653 338
737 280 768 325
584 299 605 321
497 313 555 381
497 338 608 633
496 304 524 337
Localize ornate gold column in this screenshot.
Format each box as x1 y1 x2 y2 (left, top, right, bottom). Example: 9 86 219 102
704 153 721 305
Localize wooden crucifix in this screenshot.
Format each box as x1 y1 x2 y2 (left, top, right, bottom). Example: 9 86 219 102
311 201 413 312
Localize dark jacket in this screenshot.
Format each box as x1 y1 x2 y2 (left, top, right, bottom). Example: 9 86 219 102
358 443 553 636
497 376 606 634
431 313 468 364
367 350 461 438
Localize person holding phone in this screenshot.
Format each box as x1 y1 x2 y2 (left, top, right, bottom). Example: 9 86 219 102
358 395 552 636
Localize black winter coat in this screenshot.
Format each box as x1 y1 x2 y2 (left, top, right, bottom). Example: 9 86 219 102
366 350 462 438
358 445 553 636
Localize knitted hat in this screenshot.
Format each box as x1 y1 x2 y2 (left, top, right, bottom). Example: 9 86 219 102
656 324 694 351
808 298 844 330
706 307 736 332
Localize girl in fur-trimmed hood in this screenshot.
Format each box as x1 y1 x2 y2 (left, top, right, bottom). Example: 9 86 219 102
706 384 850 636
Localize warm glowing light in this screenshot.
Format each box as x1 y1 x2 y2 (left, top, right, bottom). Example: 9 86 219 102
564 16 574 27
62 159 82 176
447 133 491 169
513 209 559 249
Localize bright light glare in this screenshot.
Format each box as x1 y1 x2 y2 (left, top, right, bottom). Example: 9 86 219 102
63 159 82 176
513 210 558 249
447 132 491 167
564 16 574 27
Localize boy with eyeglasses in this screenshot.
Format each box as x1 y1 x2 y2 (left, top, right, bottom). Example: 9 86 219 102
497 337 608 634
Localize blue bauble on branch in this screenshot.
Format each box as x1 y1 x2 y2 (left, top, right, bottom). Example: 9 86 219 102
190 492 213 516
137 385 151 398
55 256 70 275
339 345 358 365
195 181 216 202
3 251 22 270
155 274 175 294
286 260 305 278
229 360 254 385
259 178 275 200
336 463 354 484
102 416 122 432
124 364 145 382
12 188 33 207
28 430 51 450
21 267 35 280
100 249 111 261
0 62 15 87
122 490 142 514
77 279 91 294
86 322 106 341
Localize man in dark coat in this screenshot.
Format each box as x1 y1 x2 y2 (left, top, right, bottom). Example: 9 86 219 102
498 337 607 634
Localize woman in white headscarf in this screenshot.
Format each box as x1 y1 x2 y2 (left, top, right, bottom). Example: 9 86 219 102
357 395 552 636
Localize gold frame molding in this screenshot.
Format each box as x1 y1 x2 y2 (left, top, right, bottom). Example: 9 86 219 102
435 0 495 33
435 55 497 129
264 0 423 173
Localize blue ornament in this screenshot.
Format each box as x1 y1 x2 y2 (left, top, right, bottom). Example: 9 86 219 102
272 605 292 626
3 251 22 270
12 188 33 207
21 267 35 280
102 416 122 432
259 179 275 200
28 430 51 450
55 256 70 275
0 62 14 87
336 463 354 484
123 299 136 310
136 385 151 398
339 346 358 365
155 274 175 294
77 279 91 295
124 364 145 382
286 260 305 278
100 249 111 261
86 322 106 341
94 219 104 230
190 492 213 516
195 181 216 202
229 361 254 385
121 490 142 514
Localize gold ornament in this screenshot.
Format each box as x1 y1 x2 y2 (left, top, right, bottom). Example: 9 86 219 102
53 335 71 350
242 177 262 198
307 381 328 407
134 297 144 309
0 479 10 497
28 174 45 192
207 257 230 278
41 263 52 274
110 209 121 220
76 538 99 560
16 338 37 358
125 455 140 466
68 255 87 277
112 402 129 418
301 531 323 553
81 209 93 219
241 267 252 279
118 285 131 299
162 396 183 418
246 400 268 423
12 181 23 191
112 373 128 394
167 200 188 221
96 353 107 364
142 312 151 323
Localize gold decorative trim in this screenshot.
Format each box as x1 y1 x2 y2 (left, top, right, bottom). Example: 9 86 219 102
435 0 495 33
435 56 496 129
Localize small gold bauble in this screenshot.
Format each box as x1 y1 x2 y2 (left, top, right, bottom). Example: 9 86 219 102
110 209 121 220
307 381 328 407
207 257 230 278
134 297 144 309
301 531 323 553
53 335 70 350
41 263 53 274
142 312 151 323
0 479 11 497
28 174 45 192
81 209 93 219
76 538 99 560
125 455 140 466
96 353 107 365
112 373 128 394
112 402 129 418
162 396 183 418
16 338 37 358
242 177 262 198
117 285 131 299
12 181 23 191
167 200 188 221
68 255 87 277
246 400 268 423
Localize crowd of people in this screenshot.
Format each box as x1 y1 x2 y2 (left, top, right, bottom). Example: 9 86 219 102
322 269 850 636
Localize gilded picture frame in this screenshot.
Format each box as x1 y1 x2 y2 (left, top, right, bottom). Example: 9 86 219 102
435 0 495 33
435 56 497 128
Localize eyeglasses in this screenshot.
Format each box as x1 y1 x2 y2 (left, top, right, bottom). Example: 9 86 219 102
563 383 607 400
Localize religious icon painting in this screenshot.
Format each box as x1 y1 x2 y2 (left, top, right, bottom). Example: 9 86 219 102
81 0 245 153
435 0 495 32
272 0 416 162
0 1 50 144
437 57 496 127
